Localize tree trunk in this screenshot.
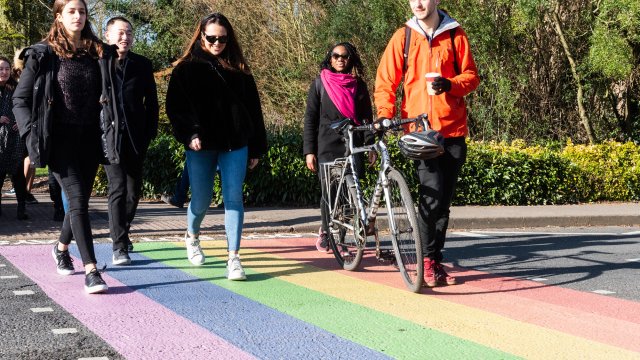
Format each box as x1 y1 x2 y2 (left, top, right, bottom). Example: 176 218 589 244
550 3 596 144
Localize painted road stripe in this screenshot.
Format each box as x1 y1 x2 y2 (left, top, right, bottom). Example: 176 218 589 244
240 237 640 357
31 307 54 313
1 245 254 360
13 290 34 295
52 328 78 335
91 244 396 360
78 357 109 360
1 275 18 279
593 290 616 295
626 258 640 262
135 242 511 359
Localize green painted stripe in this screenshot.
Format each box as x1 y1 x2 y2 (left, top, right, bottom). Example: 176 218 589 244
137 242 518 359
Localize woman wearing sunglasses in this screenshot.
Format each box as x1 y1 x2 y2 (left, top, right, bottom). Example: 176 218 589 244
303 42 375 253
166 13 267 280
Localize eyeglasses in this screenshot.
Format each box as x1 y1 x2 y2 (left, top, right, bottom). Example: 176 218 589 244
204 35 228 44
331 53 350 60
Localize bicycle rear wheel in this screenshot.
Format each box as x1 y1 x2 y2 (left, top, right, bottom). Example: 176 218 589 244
327 173 365 271
384 169 423 292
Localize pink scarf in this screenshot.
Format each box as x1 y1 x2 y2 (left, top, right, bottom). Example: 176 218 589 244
320 69 360 125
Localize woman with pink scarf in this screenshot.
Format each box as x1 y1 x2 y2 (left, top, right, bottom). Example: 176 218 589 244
303 42 375 253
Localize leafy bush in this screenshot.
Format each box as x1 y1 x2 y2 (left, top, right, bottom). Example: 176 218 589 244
93 132 640 206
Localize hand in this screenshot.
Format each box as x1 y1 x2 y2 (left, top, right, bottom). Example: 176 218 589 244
0 115 10 124
368 151 377 166
12 123 18 131
248 158 259 170
189 137 201 151
431 77 452 95
305 153 317 173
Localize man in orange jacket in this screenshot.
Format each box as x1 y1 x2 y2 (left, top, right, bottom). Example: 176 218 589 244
375 0 480 287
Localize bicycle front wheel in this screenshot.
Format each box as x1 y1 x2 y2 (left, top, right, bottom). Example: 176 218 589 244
327 174 365 271
384 169 423 292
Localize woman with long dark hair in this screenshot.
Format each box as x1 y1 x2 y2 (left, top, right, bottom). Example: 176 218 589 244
166 13 268 280
303 42 375 252
0 56 28 220
13 0 121 293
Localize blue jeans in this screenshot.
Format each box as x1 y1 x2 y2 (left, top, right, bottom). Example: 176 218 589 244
186 146 248 252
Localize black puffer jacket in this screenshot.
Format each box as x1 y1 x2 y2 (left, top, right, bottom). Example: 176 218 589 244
12 42 121 167
166 48 268 159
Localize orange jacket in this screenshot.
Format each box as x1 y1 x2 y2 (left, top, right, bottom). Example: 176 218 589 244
374 12 480 137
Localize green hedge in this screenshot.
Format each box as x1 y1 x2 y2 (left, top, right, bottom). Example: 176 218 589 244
93 133 640 206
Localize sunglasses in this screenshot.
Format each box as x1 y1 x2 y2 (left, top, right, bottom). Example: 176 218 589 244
204 35 228 44
331 53 350 60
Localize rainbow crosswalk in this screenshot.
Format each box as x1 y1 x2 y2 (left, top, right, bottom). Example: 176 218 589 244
1 238 639 359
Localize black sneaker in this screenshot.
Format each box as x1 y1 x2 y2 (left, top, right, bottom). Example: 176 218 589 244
51 243 74 275
127 241 134 252
84 268 108 294
25 192 38 204
112 248 131 265
161 194 184 208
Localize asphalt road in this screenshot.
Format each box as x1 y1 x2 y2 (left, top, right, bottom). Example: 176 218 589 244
444 226 640 302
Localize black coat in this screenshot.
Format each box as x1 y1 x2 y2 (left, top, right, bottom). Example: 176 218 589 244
303 76 374 163
166 50 268 159
12 42 121 167
117 51 159 154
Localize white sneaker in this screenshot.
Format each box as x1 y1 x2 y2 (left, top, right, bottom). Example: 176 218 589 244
184 232 205 266
226 256 246 281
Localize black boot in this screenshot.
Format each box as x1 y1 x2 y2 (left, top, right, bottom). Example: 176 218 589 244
17 202 28 220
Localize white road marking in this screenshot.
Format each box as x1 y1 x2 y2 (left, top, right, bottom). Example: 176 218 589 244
626 258 640 262
13 290 34 295
0 264 6 267
527 277 548 282
52 328 78 335
622 231 640 236
31 307 54 313
592 290 616 295
450 231 495 238
78 357 109 360
1 275 18 279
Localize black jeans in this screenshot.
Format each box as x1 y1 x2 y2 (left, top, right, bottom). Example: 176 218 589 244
103 136 145 251
415 136 467 263
0 162 27 213
50 123 101 266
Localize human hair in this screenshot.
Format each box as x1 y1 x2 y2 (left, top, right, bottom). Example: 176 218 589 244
320 42 365 79
174 12 249 74
0 56 18 91
105 16 132 31
46 0 103 59
12 48 24 80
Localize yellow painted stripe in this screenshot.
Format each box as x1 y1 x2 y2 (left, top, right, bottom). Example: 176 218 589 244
194 240 639 360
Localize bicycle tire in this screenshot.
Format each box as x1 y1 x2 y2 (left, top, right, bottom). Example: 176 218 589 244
384 169 423 292
327 173 365 271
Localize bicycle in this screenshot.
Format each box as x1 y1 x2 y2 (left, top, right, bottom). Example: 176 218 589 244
320 114 427 292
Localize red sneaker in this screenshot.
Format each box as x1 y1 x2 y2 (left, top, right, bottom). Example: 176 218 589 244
433 262 457 285
423 258 438 287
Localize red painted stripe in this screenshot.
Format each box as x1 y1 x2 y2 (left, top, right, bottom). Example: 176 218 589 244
1 245 254 360
249 237 640 352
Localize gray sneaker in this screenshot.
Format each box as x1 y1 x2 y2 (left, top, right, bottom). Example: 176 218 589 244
112 248 131 266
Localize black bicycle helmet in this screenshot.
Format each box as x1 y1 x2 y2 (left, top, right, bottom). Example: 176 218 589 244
398 130 445 160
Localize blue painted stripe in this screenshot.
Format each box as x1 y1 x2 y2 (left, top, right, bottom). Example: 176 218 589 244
76 243 391 360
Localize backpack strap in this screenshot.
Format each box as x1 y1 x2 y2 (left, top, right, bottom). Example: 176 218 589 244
450 28 460 75
402 26 411 77
315 77 324 104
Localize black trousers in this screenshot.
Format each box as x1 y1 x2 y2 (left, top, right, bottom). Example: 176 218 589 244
103 135 145 251
415 136 467 263
50 123 101 266
0 162 27 214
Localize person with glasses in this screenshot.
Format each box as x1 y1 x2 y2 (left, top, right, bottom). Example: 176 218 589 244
303 42 375 253
166 13 267 280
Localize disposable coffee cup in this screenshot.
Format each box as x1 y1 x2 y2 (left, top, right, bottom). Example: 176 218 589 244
425 72 441 95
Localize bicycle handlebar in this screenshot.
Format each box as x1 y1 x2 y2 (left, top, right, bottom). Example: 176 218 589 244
351 113 428 133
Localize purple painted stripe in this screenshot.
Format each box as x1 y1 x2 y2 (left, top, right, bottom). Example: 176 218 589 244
0 245 255 360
